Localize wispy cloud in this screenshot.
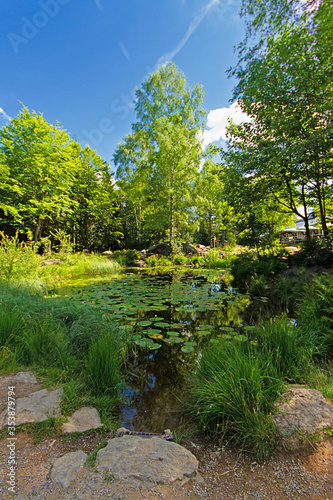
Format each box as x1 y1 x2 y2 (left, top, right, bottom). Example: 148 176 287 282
94 0 103 11
157 0 220 66
119 42 131 62
204 102 251 146
0 107 11 123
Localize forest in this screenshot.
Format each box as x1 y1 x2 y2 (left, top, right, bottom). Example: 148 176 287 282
1 0 333 463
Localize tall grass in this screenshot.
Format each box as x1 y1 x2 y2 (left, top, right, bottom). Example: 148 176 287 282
251 317 318 382
87 334 122 397
201 249 226 269
296 273 333 357
188 341 283 459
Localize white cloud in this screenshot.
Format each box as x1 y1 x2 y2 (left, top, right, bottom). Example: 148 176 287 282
0 107 11 123
203 102 251 146
119 42 131 62
157 0 220 67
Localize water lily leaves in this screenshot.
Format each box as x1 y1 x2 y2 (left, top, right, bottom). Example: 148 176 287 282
137 320 152 327
149 316 164 322
135 338 155 348
209 338 220 344
166 331 180 337
181 344 195 353
219 334 232 340
164 337 183 344
197 330 210 336
148 333 163 340
155 322 170 328
151 343 162 349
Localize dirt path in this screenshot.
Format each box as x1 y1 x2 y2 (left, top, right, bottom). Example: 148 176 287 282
0 430 332 500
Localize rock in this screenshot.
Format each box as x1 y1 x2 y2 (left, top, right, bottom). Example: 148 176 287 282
0 388 63 430
96 435 199 485
102 250 113 255
62 406 103 433
42 259 63 265
133 260 147 268
146 242 172 256
50 450 87 489
0 371 38 386
272 385 333 436
181 243 199 256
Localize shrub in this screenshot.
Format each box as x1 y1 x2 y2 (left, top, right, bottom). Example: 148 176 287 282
188 341 283 459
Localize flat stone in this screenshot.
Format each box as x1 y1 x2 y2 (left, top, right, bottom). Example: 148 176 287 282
0 388 63 430
62 406 103 433
0 371 41 408
96 435 199 485
42 258 63 265
50 450 87 489
272 385 333 436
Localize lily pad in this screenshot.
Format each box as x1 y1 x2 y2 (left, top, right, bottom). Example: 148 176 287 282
149 316 164 321
209 338 220 344
135 338 155 348
148 333 163 340
137 320 152 327
166 331 180 337
164 337 183 344
181 345 195 353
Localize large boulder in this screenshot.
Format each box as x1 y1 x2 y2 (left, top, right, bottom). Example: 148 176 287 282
96 435 199 485
272 385 333 436
145 242 172 257
50 451 87 489
0 388 63 430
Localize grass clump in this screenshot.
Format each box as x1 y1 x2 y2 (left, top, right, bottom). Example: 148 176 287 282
201 249 226 269
188 341 283 460
251 316 318 382
87 334 122 397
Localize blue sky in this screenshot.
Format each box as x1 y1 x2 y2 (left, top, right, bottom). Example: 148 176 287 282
0 0 247 172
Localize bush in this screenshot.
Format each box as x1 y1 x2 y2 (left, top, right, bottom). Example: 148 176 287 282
188 341 283 459
231 252 287 291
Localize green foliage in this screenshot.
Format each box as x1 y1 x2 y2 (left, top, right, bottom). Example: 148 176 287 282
230 252 287 291
291 238 333 267
251 317 317 382
0 231 40 280
188 341 283 459
296 273 333 357
114 62 205 246
111 249 141 266
201 249 225 269
86 440 108 467
86 334 122 397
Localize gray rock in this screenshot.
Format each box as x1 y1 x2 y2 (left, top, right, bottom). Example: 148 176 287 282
0 371 38 386
42 258 63 265
62 406 103 433
272 385 333 436
96 435 199 485
0 388 63 430
50 450 87 489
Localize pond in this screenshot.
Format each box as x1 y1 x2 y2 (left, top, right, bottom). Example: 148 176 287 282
57 268 251 432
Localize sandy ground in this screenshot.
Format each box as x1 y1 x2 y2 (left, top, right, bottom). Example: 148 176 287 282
0 429 332 500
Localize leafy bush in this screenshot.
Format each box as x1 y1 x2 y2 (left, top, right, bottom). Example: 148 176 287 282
188 341 283 459
291 238 333 267
231 252 287 291
0 232 40 281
